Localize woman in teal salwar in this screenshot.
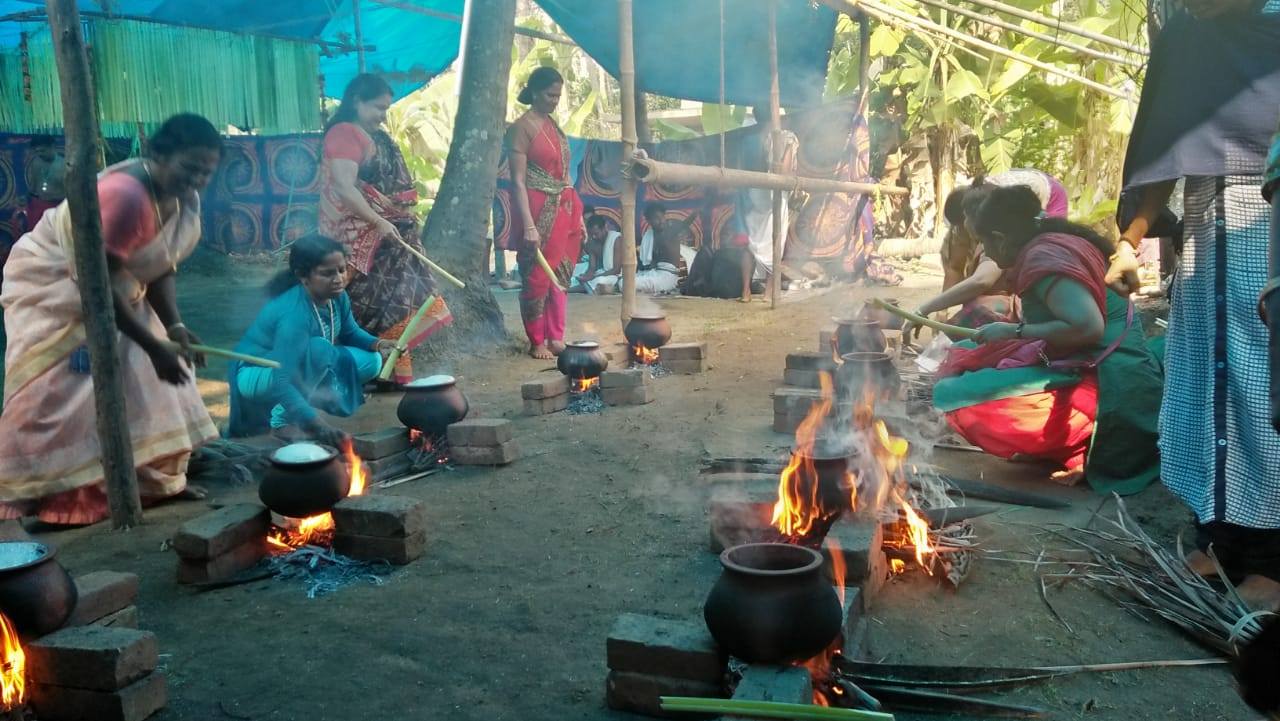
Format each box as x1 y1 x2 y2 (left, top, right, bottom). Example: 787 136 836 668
228 234 393 444
932 186 1162 492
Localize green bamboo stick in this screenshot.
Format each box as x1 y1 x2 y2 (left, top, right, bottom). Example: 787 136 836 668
660 696 895 721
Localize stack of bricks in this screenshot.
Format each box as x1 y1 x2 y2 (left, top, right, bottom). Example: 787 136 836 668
173 504 270 585
447 418 520 466
601 369 654 406
352 428 413 483
63 571 140 629
27 626 167 721
332 494 427 565
522 375 570 415
605 613 726 717
657 342 708 374
771 386 826 435
782 351 837 389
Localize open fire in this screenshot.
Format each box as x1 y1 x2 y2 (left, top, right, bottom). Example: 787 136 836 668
631 344 660 366
268 440 367 550
572 377 600 393
408 429 452 467
771 373 851 541
0 612 24 712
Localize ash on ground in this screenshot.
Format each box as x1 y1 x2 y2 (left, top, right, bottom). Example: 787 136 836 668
567 388 605 415
631 363 669 379
267 546 392 598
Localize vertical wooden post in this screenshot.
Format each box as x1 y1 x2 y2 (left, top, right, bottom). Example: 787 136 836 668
352 0 366 73
767 0 783 309
45 0 143 528
618 0 638 323
634 88 651 147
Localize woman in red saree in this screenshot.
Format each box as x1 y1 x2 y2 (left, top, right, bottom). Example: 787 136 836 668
319 74 451 384
507 66 584 359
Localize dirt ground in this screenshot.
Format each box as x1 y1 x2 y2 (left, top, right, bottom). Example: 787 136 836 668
23 258 1262 721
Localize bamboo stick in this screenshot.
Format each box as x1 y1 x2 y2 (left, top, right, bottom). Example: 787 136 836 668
661 697 895 721
158 341 280 369
906 0 1144 68
768 0 782 310
351 0 366 73
47 0 143 529
533 248 565 292
824 0 1128 100
389 235 467 289
377 294 437 381
617 0 638 323
869 298 977 339
629 154 908 196
951 0 1147 56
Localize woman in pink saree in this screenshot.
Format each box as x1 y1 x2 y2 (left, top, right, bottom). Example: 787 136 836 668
0 115 222 526
507 66 584 359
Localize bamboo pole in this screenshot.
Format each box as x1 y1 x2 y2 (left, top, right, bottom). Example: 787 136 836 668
157 341 280 369
352 0 366 73
825 0 1128 99
952 0 1147 56
767 0 782 310
870 298 977 339
389 234 467 289
907 0 1143 68
617 0 638 323
377 294 436 381
45 0 143 529
629 155 908 196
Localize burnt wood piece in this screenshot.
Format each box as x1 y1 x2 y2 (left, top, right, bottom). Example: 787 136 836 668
934 476 1071 509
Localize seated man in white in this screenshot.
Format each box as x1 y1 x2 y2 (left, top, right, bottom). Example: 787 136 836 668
632 202 695 295
573 215 622 294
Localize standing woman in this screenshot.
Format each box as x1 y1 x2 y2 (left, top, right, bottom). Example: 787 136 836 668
507 66 584 359
0 114 222 526
319 73 451 384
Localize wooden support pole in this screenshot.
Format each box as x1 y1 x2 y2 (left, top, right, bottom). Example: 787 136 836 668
45 0 143 529
634 88 651 147
767 0 782 310
951 0 1147 56
628 156 908 196
825 0 1128 99
352 0 366 73
617 0 638 323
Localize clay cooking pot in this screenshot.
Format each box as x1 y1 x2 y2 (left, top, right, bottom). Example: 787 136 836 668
0 541 77 638
832 317 885 355
557 341 609 380
858 298 904 331
793 441 857 515
624 313 672 350
259 443 350 518
837 351 901 401
703 543 842 664
396 374 470 436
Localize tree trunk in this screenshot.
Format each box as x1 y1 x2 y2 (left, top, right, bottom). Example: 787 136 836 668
930 123 955 247
46 0 143 528
421 0 517 349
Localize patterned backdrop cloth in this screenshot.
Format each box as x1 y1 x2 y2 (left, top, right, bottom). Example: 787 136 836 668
494 99 886 280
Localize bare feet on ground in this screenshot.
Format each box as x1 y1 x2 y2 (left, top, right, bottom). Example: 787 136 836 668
530 343 554 360
1238 575 1280 612
1049 468 1085 486
548 341 566 356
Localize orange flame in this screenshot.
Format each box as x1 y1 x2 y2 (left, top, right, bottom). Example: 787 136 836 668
632 344 660 365
800 537 844 706
572 377 599 392
771 372 837 538
269 439 368 550
890 558 906 574
897 495 934 575
0 613 24 710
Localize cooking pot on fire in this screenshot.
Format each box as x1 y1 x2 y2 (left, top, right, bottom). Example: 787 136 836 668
837 351 901 402
557 341 609 380
259 443 349 519
857 298 904 331
0 541 77 638
831 317 885 355
396 374 469 436
624 313 672 351
703 543 842 664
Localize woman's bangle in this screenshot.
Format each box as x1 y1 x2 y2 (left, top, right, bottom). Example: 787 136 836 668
166 322 187 333
1015 321 1026 339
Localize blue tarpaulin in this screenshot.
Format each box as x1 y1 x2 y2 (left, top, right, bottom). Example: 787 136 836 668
535 0 837 107
0 0 464 100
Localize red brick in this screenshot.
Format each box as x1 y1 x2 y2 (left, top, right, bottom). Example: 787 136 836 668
92 606 139 630
658 342 707 361
772 413 804 435
363 450 413 481
64 571 138 627
661 359 706 375
772 386 823 415
821 515 884 586
172 504 269 560
600 368 651 389
351 427 410 460
785 351 837 372
602 385 655 406
605 670 723 718
176 537 269 585
607 614 725 683
333 530 426 565
521 375 569 400
840 586 865 654
783 369 825 388
732 665 812 705
446 418 513 447
27 626 158 692
451 439 521 465
30 672 167 721
523 394 568 415
332 494 426 538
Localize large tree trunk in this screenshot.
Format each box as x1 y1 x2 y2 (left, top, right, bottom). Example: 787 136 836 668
421 0 517 349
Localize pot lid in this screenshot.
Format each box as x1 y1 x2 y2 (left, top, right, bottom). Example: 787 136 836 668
405 374 457 389
628 312 667 320
832 316 877 325
839 351 892 363
566 340 600 349
0 542 52 572
271 442 337 465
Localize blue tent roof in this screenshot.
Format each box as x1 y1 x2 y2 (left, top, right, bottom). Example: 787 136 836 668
0 0 464 99
535 0 838 108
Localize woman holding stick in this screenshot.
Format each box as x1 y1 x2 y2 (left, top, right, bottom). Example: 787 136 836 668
505 66 584 359
932 186 1162 491
227 235 391 445
319 74 451 384
0 114 222 526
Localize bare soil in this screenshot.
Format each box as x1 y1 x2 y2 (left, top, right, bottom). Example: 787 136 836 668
25 260 1258 721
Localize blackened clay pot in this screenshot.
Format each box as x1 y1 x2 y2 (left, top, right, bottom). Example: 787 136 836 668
832 317 886 355
0 541 77 638
557 341 609 380
703 543 842 664
624 313 672 350
259 443 349 518
837 351 901 401
396 374 469 435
